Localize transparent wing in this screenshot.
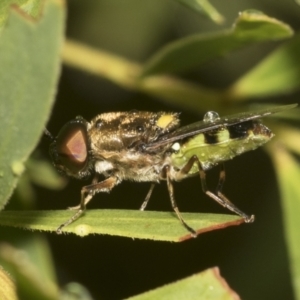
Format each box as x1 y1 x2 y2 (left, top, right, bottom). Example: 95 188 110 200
144 104 297 151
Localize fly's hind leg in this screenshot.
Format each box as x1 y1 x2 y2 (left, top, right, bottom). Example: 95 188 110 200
214 163 254 223
56 176 118 234
176 155 254 223
164 165 197 238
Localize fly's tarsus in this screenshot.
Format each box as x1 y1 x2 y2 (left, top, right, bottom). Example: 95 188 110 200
56 209 84 234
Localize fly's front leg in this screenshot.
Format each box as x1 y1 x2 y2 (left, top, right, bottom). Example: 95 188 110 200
68 174 100 211
164 165 197 237
56 176 118 234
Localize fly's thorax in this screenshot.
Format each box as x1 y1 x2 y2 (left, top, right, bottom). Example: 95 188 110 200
170 119 274 173
88 111 180 152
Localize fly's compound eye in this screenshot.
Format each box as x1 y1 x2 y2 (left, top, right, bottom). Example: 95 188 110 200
50 118 90 177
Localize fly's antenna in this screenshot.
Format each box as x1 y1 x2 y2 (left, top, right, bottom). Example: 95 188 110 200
44 128 55 142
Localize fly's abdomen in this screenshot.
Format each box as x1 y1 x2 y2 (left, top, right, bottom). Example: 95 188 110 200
170 120 274 173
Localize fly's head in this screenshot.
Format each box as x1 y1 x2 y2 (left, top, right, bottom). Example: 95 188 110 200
46 116 92 179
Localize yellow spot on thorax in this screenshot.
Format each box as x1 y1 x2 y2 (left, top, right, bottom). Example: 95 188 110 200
156 114 175 129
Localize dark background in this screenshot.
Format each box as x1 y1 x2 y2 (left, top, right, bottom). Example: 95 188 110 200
37 1 300 299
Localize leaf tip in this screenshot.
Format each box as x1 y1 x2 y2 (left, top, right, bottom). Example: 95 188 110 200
179 217 245 242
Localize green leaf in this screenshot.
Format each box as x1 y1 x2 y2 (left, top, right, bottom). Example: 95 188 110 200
230 35 300 99
62 40 223 112
270 123 300 157
0 0 44 29
60 283 94 300
0 210 244 242
0 265 17 300
141 11 293 76
0 0 65 209
269 147 300 299
26 157 67 190
175 0 224 24
0 243 58 300
127 267 239 300
0 227 58 285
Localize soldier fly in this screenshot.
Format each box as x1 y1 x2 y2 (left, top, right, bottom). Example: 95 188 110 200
45 104 297 236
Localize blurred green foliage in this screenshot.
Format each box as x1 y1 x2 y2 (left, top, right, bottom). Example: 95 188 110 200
0 0 300 299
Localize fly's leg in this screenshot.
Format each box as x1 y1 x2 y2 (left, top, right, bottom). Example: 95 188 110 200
68 174 100 211
215 163 225 194
175 156 254 223
56 176 118 234
140 183 156 211
164 165 197 238
214 163 254 223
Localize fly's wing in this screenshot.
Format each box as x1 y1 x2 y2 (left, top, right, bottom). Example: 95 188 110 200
144 104 297 151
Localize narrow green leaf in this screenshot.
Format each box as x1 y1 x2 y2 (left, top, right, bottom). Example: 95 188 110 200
26 157 67 190
127 267 240 300
230 35 300 99
269 146 300 299
62 40 223 112
141 11 293 76
0 0 44 29
0 242 92 300
0 0 65 209
267 122 300 157
175 0 224 24
0 210 244 242
0 243 58 300
0 265 17 300
0 227 58 286
61 283 94 300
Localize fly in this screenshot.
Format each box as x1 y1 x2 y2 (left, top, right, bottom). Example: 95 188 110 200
45 104 297 237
